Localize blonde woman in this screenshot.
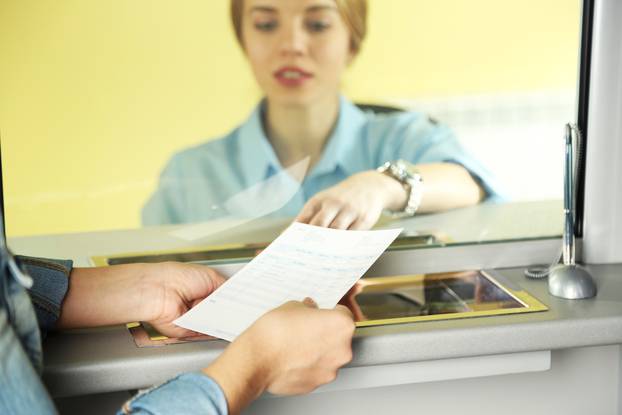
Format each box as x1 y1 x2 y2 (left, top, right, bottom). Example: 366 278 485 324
143 0 501 229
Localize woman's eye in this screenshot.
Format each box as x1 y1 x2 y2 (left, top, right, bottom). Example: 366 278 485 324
254 20 278 31
306 20 330 32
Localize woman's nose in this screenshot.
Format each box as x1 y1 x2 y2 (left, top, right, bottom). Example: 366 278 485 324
279 24 306 56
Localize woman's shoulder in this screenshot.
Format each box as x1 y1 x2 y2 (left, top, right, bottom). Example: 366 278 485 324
360 106 435 128
167 130 241 167
357 106 448 143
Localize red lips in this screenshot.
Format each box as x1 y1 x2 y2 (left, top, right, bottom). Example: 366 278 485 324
273 66 313 87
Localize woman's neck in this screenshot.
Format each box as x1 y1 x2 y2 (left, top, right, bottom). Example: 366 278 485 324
264 94 340 170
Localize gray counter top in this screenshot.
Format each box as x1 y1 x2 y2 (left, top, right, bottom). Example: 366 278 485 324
42 262 622 398
10 199 602 398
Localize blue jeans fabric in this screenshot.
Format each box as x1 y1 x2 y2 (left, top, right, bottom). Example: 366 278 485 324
118 373 228 415
0 252 58 414
16 256 72 333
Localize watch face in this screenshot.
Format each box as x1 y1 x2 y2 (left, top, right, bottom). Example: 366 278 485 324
389 165 402 180
397 160 422 179
377 161 392 175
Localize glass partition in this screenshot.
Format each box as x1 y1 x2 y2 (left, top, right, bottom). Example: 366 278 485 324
0 0 581 256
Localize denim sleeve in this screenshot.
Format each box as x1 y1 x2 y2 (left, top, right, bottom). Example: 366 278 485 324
119 373 228 415
15 256 73 333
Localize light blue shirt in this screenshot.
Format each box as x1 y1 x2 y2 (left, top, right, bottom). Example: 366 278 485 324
143 96 502 225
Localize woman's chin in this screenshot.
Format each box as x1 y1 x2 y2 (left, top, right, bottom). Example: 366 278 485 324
267 91 334 108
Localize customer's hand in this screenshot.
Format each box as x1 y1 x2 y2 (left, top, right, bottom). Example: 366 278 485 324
202 299 355 413
250 298 355 395
141 262 226 337
339 283 366 321
295 170 407 230
58 262 226 338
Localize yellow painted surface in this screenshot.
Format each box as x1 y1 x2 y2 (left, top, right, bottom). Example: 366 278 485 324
0 0 580 236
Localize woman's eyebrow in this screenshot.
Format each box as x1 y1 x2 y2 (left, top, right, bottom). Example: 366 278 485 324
305 5 338 13
248 6 277 14
247 4 337 15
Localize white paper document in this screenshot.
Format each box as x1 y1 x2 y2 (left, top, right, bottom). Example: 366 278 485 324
174 222 402 341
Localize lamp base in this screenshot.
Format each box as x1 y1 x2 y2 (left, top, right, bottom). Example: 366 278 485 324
548 264 597 299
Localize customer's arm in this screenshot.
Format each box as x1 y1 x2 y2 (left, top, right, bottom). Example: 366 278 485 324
57 262 226 337
121 299 355 415
20 257 355 414
18 256 225 337
17 256 73 333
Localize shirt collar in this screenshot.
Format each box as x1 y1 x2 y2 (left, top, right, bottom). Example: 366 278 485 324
309 95 367 178
236 100 281 184
236 96 368 184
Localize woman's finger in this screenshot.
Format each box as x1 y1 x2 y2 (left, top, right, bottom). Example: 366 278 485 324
349 212 377 230
329 209 358 230
295 199 320 223
309 205 340 228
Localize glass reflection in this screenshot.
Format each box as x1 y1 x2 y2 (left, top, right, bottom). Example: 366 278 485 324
0 0 579 247
341 271 526 324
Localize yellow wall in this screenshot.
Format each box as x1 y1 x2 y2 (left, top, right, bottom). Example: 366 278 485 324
0 0 580 237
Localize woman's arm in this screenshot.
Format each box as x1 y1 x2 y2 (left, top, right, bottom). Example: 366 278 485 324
413 162 485 213
295 161 484 230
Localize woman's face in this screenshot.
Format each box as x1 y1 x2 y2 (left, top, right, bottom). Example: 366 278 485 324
241 0 354 107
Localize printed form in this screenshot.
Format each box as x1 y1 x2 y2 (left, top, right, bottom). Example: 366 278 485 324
174 222 401 341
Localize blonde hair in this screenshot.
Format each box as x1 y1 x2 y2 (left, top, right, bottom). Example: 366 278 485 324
230 0 368 53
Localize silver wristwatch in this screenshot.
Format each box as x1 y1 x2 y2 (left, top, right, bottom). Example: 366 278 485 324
376 160 424 217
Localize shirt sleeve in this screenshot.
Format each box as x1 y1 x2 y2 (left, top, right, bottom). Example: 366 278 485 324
372 113 507 202
142 155 187 226
15 255 73 333
119 373 229 415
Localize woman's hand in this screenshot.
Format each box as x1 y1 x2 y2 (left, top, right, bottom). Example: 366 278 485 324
295 170 407 230
296 163 486 230
58 262 226 338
